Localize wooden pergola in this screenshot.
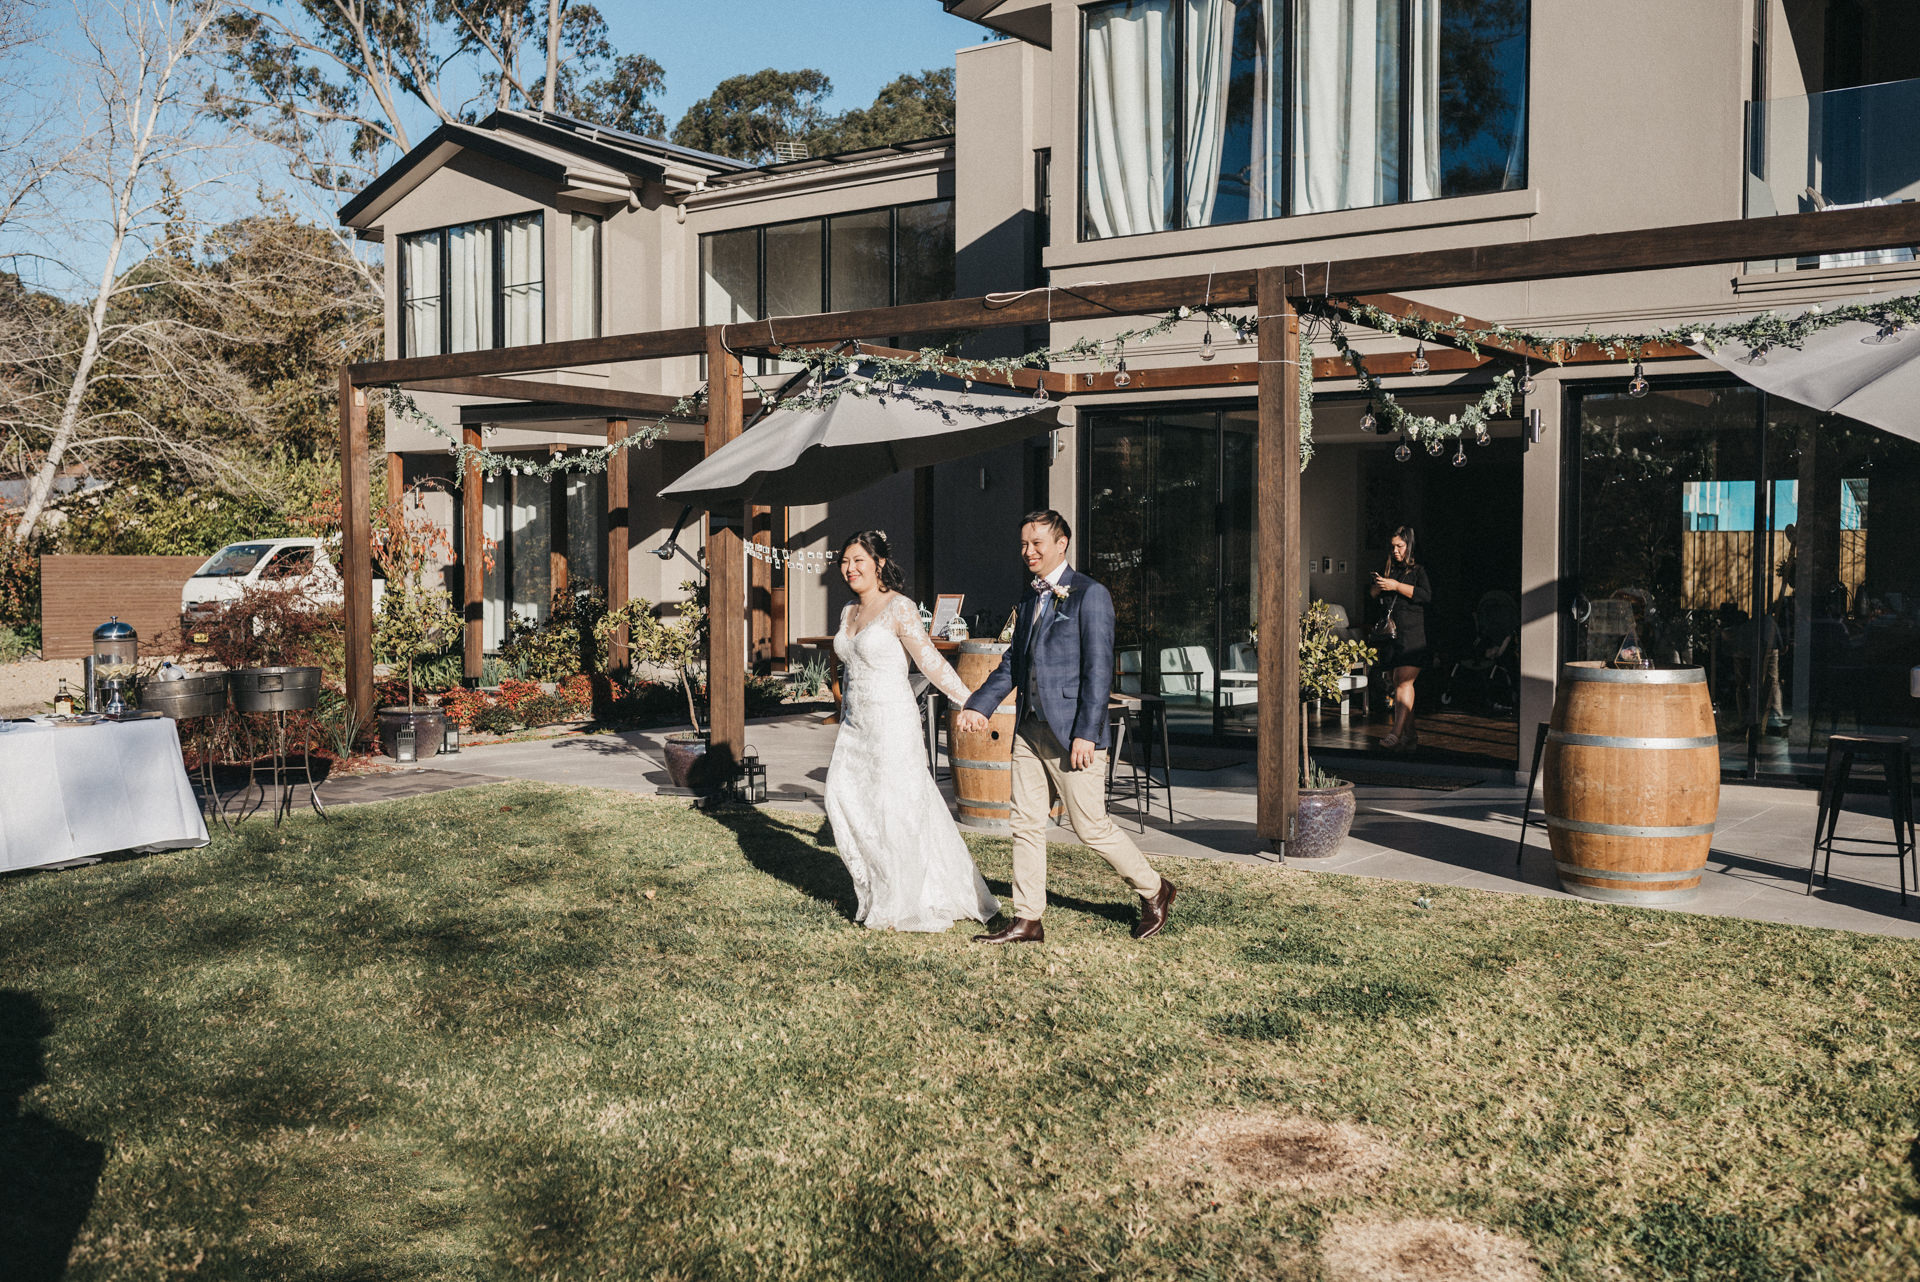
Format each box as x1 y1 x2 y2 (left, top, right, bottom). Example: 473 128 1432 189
338 202 1920 853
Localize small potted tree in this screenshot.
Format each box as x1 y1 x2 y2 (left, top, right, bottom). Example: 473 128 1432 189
1290 600 1377 859
373 484 460 759
596 581 713 788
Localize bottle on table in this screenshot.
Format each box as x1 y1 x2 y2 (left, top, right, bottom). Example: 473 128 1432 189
159 661 185 682
54 678 73 716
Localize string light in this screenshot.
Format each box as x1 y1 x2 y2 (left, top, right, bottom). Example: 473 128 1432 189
1113 343 1130 388
1359 400 1377 433
1474 423 1491 446
1426 434 1445 457
1410 342 1430 376
1627 361 1650 398
1521 359 1537 396
1394 436 1412 463
1452 439 1468 468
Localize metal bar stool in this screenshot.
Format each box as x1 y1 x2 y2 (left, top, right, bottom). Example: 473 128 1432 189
1105 695 1173 829
1516 721 1551 864
1808 733 1916 905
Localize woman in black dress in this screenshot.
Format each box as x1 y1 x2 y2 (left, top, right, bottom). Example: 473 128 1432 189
1369 526 1432 751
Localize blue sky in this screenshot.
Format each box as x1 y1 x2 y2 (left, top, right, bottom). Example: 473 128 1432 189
609 0 986 124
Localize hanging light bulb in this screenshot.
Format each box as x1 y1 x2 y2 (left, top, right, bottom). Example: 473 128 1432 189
1521 359 1537 396
1627 361 1650 398
1394 437 1412 463
1452 440 1468 468
1031 379 1050 404
1359 400 1377 433
1199 324 1216 361
1426 434 1445 457
1410 342 1430 376
1474 423 1491 446
1113 346 1131 388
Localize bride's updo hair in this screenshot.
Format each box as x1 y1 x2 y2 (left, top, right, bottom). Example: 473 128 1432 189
842 529 908 594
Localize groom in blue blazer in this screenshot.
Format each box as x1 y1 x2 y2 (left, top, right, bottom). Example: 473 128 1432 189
955 510 1175 943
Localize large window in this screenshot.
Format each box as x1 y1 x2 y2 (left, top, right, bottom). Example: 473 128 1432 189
699 200 956 369
398 212 546 356
1080 0 1529 239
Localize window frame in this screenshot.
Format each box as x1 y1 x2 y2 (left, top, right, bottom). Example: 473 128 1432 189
1075 0 1532 241
396 210 547 357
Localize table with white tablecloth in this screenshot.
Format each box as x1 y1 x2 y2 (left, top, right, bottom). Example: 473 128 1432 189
0 717 209 872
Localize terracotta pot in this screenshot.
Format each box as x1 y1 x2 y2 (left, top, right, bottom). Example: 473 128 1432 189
378 707 445 760
662 730 715 790
1285 782 1357 859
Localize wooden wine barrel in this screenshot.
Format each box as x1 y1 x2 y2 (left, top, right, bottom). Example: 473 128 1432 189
1542 662 1719 905
950 641 1016 831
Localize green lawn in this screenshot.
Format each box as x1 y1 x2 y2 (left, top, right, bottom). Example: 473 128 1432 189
2 783 1918 1280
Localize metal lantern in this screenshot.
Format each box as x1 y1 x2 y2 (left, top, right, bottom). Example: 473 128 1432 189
92 617 137 666
441 720 461 754
739 746 767 804
395 719 417 763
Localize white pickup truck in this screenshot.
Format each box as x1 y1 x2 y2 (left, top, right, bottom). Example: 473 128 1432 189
180 538 384 636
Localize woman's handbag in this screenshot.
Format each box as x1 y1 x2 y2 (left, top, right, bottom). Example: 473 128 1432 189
1369 600 1398 645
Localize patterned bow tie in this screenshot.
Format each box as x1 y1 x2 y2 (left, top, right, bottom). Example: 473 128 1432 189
1031 576 1051 595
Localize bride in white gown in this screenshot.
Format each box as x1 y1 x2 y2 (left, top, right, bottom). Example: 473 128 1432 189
824 530 1000 932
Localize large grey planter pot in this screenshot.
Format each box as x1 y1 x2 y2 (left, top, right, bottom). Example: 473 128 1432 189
663 730 714 790
378 707 445 760
1283 782 1357 860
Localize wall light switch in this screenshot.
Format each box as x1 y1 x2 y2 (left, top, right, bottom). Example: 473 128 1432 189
1337 560 1348 573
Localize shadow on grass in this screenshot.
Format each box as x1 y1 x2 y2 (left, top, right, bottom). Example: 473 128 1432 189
712 806 860 923
0 992 105 1282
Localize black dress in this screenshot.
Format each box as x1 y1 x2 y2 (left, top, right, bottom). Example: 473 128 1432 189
1379 564 1433 669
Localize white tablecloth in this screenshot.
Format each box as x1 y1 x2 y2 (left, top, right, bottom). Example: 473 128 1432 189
0 718 209 872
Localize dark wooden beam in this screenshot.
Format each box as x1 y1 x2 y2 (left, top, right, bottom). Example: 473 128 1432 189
749 502 773 669
385 451 404 510
606 419 629 669
1327 293 1697 363
706 333 747 778
347 204 1920 388
549 446 569 602
401 374 720 419
767 340 1074 393
462 425 484 681
340 374 374 722
1256 268 1302 853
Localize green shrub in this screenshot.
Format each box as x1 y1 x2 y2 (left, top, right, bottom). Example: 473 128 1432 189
472 705 521 735
0 623 37 663
746 674 790 717
516 693 579 726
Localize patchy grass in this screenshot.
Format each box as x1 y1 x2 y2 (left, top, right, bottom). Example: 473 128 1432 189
2 782 1919 1280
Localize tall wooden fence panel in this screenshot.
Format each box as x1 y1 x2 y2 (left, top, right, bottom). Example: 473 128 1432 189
40 555 203 658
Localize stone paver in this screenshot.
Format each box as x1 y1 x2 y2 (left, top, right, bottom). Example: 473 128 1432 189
385 713 1920 940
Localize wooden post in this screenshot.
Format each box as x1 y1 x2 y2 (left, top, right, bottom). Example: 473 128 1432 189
606 419 629 668
548 446 569 602
706 331 747 774
1256 269 1302 854
748 502 773 668
462 424 484 681
385 451 404 511
339 372 374 721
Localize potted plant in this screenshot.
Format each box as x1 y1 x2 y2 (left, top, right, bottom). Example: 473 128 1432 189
596 580 714 789
372 484 460 759
1288 600 1378 859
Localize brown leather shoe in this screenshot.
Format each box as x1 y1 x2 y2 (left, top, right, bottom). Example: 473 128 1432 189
973 916 1045 945
1132 877 1176 940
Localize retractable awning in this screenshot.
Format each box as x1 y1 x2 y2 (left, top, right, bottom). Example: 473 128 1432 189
659 374 1070 507
1694 292 1920 441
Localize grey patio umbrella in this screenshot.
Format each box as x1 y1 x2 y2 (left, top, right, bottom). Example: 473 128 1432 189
659 374 1072 507
1693 292 1920 443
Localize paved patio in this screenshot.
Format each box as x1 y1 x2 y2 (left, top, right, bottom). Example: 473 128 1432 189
371 712 1920 940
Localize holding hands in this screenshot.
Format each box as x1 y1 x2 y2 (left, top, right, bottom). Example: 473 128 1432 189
954 708 988 733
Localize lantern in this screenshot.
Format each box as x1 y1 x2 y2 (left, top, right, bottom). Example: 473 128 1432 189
441 720 461 754
739 746 767 804
395 719 417 763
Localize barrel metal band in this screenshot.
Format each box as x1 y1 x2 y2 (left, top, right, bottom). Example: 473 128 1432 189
1554 860 1709 883
1561 665 1705 685
958 799 1011 812
1546 815 1716 838
1548 730 1719 750
952 758 1012 772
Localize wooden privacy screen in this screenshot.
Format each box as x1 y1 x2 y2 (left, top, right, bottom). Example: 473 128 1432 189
39 555 204 659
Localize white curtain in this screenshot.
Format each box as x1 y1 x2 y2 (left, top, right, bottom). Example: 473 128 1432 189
1248 0 1282 219
448 221 494 353
1408 0 1441 201
1293 0 1399 214
571 213 600 339
1085 0 1174 238
401 232 441 357
500 213 543 347
510 470 551 625
483 472 506 650
1182 0 1234 228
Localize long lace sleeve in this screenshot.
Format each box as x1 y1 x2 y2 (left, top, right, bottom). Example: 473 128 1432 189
889 597 972 703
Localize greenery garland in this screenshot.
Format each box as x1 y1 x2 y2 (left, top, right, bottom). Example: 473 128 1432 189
371 290 1920 483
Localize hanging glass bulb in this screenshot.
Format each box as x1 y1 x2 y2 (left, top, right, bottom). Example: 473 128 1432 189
1627 361 1650 398
1031 380 1050 404
1394 437 1412 463
1474 423 1491 446
1521 359 1537 396
1113 347 1131 387
1426 434 1445 457
1452 440 1468 468
1410 342 1430 376
1199 325 1216 361
1359 400 1377 433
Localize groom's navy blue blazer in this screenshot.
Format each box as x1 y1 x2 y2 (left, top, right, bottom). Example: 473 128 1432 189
963 565 1116 750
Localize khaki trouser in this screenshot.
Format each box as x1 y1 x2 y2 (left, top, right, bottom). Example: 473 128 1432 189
1008 715 1163 920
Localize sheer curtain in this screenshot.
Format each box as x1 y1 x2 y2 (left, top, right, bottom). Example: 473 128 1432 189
1408 0 1441 201
482 472 506 650
401 232 441 357
1293 0 1399 214
1182 0 1234 228
500 213 543 347
448 221 494 353
1084 0 1174 238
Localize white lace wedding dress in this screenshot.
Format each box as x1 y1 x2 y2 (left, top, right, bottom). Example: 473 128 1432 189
824 595 1001 932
